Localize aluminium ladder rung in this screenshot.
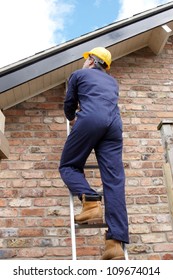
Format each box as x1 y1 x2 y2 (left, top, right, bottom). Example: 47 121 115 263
75 223 108 229
84 164 99 169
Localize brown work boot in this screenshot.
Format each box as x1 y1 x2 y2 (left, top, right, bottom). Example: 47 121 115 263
101 236 125 260
75 194 103 224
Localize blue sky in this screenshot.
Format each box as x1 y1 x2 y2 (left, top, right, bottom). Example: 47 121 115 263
61 0 120 40
0 0 172 68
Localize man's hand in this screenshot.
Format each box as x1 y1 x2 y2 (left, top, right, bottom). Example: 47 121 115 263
70 119 75 126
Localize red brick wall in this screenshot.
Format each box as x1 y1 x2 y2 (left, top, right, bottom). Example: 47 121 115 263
1 37 173 260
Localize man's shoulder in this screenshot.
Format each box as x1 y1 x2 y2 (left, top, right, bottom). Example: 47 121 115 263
71 68 91 78
74 68 90 74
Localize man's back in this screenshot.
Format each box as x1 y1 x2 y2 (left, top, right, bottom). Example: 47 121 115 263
65 67 120 120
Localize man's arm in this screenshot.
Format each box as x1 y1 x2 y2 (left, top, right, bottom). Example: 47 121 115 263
64 73 78 121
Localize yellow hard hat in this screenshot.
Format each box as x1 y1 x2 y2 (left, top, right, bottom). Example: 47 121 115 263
83 47 112 69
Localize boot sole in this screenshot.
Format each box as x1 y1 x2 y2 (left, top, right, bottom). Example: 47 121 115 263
112 256 125 260
75 218 103 225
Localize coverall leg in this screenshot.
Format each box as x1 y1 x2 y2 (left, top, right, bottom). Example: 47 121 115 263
59 114 129 244
59 116 106 198
95 116 129 243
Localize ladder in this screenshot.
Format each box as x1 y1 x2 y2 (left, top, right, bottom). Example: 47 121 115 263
66 120 128 260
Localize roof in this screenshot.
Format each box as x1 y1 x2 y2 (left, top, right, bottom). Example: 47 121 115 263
0 1 173 110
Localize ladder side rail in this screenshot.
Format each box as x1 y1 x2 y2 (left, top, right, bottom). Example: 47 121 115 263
123 244 128 260
69 192 77 260
66 119 77 260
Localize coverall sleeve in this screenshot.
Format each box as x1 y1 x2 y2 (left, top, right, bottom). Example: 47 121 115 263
64 73 79 121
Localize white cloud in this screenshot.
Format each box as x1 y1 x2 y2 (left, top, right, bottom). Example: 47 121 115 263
0 0 74 68
117 0 170 20
94 0 102 7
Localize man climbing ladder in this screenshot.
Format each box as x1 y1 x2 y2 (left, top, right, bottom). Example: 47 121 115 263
59 47 129 260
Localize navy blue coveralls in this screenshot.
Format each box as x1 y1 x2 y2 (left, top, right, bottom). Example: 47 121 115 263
59 67 129 244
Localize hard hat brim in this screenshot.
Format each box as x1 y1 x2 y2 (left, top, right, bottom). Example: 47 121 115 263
83 52 90 59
